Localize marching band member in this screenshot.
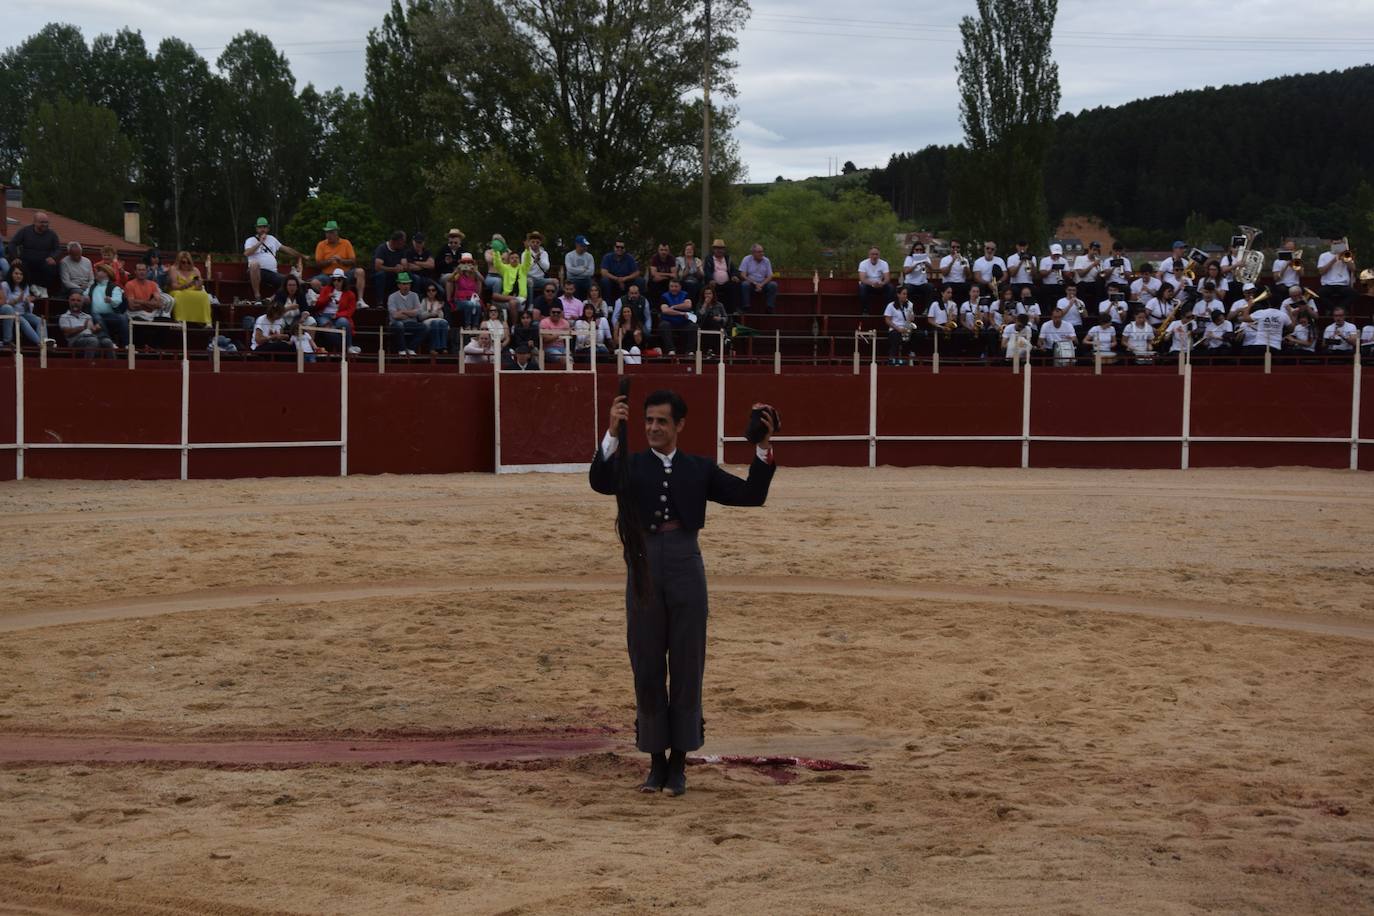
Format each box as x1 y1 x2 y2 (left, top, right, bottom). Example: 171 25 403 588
1036 307 1079 356
1219 236 1244 292
1360 321 1374 357
1056 282 1091 333
1199 262 1229 300
959 286 999 358
939 241 971 305
1015 286 1042 329
925 284 957 341
883 285 916 365
1159 240 1191 292
1192 283 1223 320
1228 283 1261 321
1130 263 1162 303
1121 310 1155 362
972 242 1006 293
1199 309 1234 354
1038 243 1069 313
1146 282 1179 327
1160 312 1196 362
1001 312 1033 362
1322 307 1358 355
1281 285 1318 322
1102 242 1132 291
1240 295 1291 358
900 242 933 309
1072 240 1104 306
1284 311 1317 356
1083 310 1118 361
1006 241 1037 300
1271 240 1301 301
1316 238 1355 311
1098 287 1129 328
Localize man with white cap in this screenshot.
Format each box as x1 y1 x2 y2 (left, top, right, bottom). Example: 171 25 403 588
1038 243 1069 314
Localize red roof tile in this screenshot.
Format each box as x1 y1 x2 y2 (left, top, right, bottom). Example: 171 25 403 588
3 205 148 256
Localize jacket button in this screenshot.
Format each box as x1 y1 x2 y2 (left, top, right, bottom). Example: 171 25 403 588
660 495 667 502
665 468 672 474
662 481 668 488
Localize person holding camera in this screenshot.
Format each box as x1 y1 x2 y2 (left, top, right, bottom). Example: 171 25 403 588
243 217 303 302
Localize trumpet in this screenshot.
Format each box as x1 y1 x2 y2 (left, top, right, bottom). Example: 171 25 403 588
1341 249 1356 263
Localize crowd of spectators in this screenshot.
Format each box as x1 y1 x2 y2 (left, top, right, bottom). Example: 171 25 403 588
6 210 1373 367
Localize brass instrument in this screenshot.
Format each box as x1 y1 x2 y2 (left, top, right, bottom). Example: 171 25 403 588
1292 248 1305 269
1152 299 1183 345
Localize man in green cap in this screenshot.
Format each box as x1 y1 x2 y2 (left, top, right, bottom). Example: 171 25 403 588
387 271 425 355
313 220 367 306
244 217 304 301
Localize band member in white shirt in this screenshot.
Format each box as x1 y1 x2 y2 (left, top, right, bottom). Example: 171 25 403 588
1198 262 1229 301
1098 287 1129 328
1083 310 1118 361
1219 236 1244 296
1146 283 1179 327
1199 309 1234 355
1322 307 1358 355
1038 243 1069 314
1281 285 1319 323
1121 311 1155 362
972 242 1006 293
1284 312 1317 356
1360 322 1374 357
1072 240 1105 307
1192 283 1223 320
1159 241 1191 292
1316 239 1355 311
1056 282 1091 333
1001 312 1033 363
925 284 957 342
1102 242 1132 291
1228 283 1262 322
900 242 933 309
857 246 893 316
1130 264 1162 303
1161 313 1196 361
939 241 970 305
1241 299 1291 358
1006 241 1037 300
1271 240 1301 302
1036 307 1078 357
960 286 999 358
1015 286 1042 329
883 285 916 365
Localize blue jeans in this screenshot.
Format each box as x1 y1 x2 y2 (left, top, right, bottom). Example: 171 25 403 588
423 317 450 351
389 318 425 352
0 307 45 346
93 311 129 348
316 316 353 349
740 280 778 313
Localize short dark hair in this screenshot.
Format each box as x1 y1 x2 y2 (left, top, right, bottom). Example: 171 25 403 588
644 389 687 422
390 230 407 242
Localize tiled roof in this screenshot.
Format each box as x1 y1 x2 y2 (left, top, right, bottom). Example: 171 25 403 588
3 205 148 255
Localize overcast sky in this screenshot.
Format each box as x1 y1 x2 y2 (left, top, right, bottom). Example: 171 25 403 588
15 0 1374 181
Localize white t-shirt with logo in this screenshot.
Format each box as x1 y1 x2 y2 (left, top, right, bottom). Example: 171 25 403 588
1201 319 1233 348
1317 251 1353 286
939 255 968 284
1249 307 1291 348
244 234 282 272
1323 321 1357 350
972 256 1006 285
1122 322 1154 353
901 254 931 287
859 258 890 285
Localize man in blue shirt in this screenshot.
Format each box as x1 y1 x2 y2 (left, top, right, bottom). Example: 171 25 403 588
657 278 695 355
737 243 778 313
600 239 641 304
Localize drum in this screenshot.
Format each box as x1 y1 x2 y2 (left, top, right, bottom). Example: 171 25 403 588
1129 345 1155 365
1053 339 1076 367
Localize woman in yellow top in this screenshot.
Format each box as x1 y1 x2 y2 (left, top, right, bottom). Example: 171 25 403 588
169 251 212 325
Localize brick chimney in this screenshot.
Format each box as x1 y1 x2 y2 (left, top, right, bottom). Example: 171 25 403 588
122 200 141 246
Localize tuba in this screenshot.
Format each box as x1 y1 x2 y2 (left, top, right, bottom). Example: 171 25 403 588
1233 225 1266 286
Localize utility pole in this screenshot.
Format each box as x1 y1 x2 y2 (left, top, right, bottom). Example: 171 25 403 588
700 0 712 258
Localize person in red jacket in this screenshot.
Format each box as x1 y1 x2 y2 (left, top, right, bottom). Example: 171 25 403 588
314 268 361 354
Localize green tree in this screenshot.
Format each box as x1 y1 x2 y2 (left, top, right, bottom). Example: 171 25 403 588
720 184 902 271
20 98 133 233
143 37 223 250
950 0 1060 248
282 192 386 259
0 23 93 181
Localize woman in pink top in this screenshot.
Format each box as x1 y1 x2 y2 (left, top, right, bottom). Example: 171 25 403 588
448 254 484 328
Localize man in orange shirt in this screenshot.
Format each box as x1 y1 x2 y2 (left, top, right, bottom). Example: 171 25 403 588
122 261 173 320
313 220 368 306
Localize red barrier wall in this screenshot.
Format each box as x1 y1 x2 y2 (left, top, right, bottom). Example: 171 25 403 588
0 364 1367 479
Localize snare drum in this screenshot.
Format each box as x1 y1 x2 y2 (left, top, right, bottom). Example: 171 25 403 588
1053 339 1076 366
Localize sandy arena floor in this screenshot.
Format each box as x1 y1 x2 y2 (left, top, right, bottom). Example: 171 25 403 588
0 467 1371 914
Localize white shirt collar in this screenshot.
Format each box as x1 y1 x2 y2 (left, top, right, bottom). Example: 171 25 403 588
650 447 677 466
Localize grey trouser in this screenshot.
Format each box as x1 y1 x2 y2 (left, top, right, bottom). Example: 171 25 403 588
625 527 708 753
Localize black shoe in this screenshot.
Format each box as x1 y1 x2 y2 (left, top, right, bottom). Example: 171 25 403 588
664 751 687 797
639 753 668 793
